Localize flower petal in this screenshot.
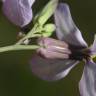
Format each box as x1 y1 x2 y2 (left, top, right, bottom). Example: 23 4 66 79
27 0 35 7
2 0 35 27
30 54 79 81
90 35 96 56
54 3 87 47
1 0 5 3
37 37 71 59
79 60 96 96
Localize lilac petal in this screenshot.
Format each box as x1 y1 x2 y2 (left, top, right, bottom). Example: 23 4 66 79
79 60 96 96
30 54 79 81
27 0 35 7
2 0 35 27
54 3 87 47
1 0 5 3
90 35 96 55
37 37 71 59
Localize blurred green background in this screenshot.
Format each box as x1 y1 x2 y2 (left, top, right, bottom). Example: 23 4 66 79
0 0 96 96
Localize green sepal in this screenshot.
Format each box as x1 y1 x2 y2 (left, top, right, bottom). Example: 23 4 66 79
44 24 56 33
42 31 53 37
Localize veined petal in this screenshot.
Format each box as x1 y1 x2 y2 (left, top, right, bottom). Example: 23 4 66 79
37 37 71 59
79 60 96 96
54 3 87 47
2 0 35 27
90 35 96 56
30 54 79 81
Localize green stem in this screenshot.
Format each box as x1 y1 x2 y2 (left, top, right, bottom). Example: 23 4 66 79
0 45 39 53
16 23 42 45
16 34 41 45
0 24 42 53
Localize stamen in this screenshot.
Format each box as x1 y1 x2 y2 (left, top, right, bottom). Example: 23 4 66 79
69 47 91 60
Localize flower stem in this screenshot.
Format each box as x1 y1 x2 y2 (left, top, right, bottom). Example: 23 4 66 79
0 45 39 53
16 23 42 45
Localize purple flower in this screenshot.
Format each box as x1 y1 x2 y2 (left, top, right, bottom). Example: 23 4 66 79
30 3 96 96
2 0 35 27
